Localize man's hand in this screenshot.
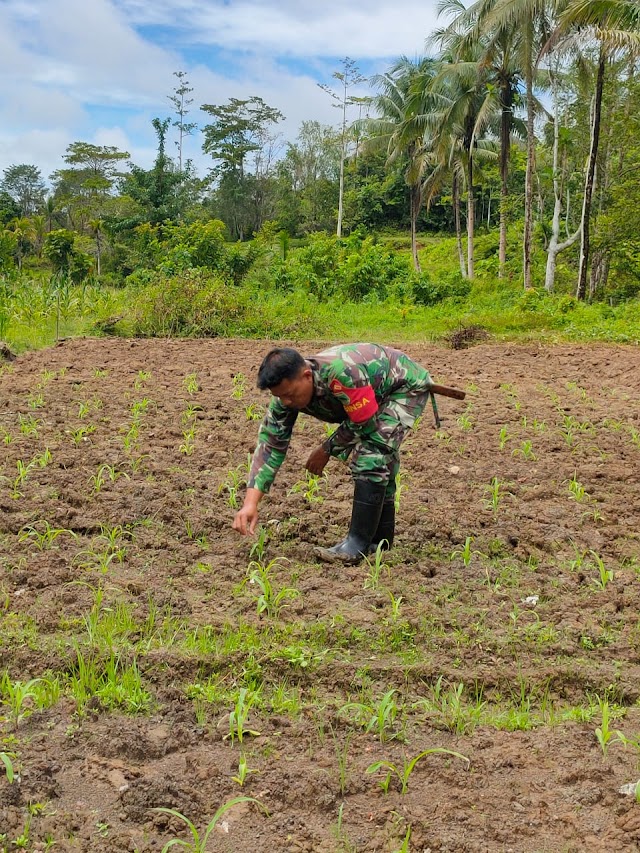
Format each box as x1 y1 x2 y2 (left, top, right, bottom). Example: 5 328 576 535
305 444 330 476
232 488 263 535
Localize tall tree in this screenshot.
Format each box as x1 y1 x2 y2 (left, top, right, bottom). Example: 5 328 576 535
1 165 46 217
50 142 130 231
543 59 581 291
119 118 195 225
168 70 198 173
319 58 367 237
364 56 440 271
201 96 284 239
440 0 525 277
457 0 553 288
275 121 340 235
546 0 640 298
425 32 499 279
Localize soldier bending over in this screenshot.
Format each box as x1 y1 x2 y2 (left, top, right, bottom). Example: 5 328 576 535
233 343 438 564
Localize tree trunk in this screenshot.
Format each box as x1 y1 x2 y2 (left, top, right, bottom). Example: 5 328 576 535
499 83 511 277
577 45 606 301
336 99 347 238
410 184 421 273
467 155 475 280
523 38 535 291
545 71 580 293
453 172 466 278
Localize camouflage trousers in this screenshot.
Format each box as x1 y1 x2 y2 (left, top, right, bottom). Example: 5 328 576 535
330 389 430 500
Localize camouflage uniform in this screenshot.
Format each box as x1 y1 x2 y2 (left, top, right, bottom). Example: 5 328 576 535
248 343 435 500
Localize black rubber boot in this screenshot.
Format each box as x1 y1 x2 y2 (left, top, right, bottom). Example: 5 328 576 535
315 479 386 564
368 501 395 554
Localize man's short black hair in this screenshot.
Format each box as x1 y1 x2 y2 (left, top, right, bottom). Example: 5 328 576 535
257 348 307 390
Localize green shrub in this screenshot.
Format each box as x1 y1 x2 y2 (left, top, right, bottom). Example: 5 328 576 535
127 269 327 339
270 230 413 302
411 270 472 306
131 269 243 337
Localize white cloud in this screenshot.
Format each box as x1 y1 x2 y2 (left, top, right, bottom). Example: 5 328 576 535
0 0 442 177
116 0 439 58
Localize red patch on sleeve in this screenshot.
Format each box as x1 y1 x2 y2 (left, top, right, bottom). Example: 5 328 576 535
329 378 346 393
340 385 378 423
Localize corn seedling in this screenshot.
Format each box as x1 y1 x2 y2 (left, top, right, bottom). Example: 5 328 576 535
155 798 263 853
246 564 299 618
19 521 77 551
232 753 260 786
219 465 246 509
289 471 327 505
0 751 16 783
133 369 151 390
450 536 486 568
11 459 36 498
33 447 52 467
434 428 451 446
245 402 264 421
339 689 399 742
590 550 614 590
568 473 590 502
226 688 261 744
0 673 42 727
457 407 474 431
90 463 127 494
180 402 203 425
566 543 587 572
180 425 196 455
595 697 624 758
183 373 199 395
483 477 504 513
498 426 510 450
70 424 97 445
367 747 469 794
131 397 151 421
393 826 412 853
512 439 536 460
363 544 391 591
18 414 40 436
387 590 404 623
27 391 45 409
567 381 592 402
231 372 247 399
394 471 407 512
249 526 268 561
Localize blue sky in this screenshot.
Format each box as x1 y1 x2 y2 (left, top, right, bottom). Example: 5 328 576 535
0 0 442 183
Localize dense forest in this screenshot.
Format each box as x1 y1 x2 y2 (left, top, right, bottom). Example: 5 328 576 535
1 0 640 347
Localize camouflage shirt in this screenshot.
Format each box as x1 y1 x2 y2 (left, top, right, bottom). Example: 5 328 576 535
247 343 432 493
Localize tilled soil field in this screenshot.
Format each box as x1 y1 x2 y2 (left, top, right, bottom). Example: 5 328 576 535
1 337 640 853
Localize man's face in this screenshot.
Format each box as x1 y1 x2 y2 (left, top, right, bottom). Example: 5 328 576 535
270 367 314 409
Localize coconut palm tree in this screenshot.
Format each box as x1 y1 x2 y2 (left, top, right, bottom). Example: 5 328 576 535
364 56 441 271
438 0 526 277
449 0 554 288
424 32 500 278
545 0 640 298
